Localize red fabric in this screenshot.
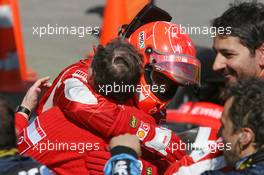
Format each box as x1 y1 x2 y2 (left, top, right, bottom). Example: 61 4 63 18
16 107 107 175
86 150 111 175
166 102 223 129
164 128 226 175
140 158 159 174
164 149 225 175
15 113 28 134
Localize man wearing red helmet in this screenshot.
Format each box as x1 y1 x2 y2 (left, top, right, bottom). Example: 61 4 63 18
83 21 202 174
128 21 200 117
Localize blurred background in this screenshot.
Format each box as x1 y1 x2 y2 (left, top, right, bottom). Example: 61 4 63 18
2 0 264 107
20 0 264 78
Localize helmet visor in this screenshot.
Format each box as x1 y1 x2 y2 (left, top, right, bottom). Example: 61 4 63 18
149 50 201 86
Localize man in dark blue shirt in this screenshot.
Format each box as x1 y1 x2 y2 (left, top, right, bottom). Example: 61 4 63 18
201 78 264 175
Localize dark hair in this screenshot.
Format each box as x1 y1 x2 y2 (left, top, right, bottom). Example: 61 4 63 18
0 96 17 149
211 0 264 55
223 78 264 148
91 38 143 103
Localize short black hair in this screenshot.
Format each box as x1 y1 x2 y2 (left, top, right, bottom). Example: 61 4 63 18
223 78 264 148
212 0 264 55
91 38 143 103
0 96 17 149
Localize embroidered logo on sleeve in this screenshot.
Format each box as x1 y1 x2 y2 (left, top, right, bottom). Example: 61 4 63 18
72 70 88 82
17 117 47 154
136 121 150 141
129 116 138 128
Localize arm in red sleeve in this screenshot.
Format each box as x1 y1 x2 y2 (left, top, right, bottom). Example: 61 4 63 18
15 112 29 135
56 79 186 163
110 105 186 163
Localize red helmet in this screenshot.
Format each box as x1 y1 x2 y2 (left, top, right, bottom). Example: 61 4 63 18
128 21 201 115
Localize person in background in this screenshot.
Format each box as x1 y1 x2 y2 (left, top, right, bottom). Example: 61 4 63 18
212 1 264 85
0 95 54 175
202 78 264 174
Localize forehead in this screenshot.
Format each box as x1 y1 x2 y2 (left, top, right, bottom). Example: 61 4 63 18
213 36 245 51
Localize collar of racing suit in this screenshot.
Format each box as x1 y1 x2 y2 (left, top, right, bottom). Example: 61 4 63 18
235 148 264 170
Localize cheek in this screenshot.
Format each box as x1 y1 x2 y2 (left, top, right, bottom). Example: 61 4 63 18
228 58 255 76
227 57 242 69
221 126 233 142
221 128 229 141
223 135 236 152
229 137 240 154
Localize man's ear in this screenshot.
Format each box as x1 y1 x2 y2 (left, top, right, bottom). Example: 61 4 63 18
257 43 264 78
257 43 264 67
239 128 254 147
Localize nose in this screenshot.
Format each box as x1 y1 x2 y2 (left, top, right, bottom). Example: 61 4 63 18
213 54 226 72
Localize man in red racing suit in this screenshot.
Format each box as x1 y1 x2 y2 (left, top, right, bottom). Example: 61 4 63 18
36 57 185 167
17 39 187 174
17 57 185 174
